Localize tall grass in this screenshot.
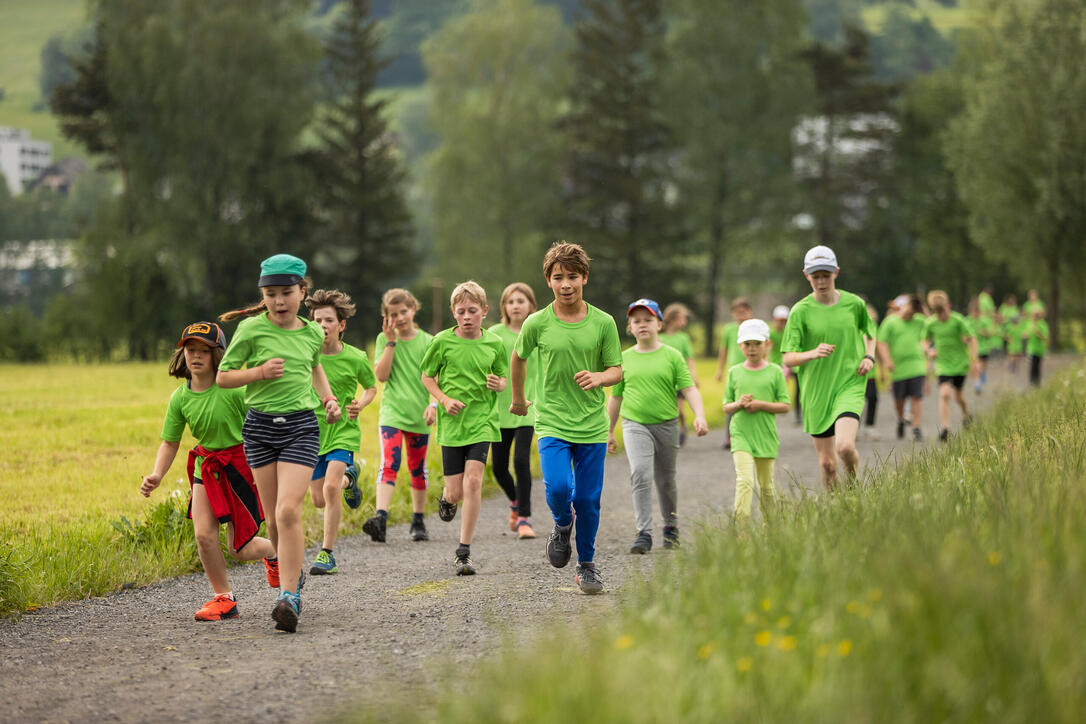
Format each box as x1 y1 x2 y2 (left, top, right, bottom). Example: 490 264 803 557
371 363 1086 722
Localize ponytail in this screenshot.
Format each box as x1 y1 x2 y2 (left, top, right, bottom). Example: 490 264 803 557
219 300 267 323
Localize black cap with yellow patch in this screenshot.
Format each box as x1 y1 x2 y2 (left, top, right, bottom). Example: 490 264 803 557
177 322 226 350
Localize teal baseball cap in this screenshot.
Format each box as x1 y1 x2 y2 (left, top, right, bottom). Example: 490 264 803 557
258 253 306 287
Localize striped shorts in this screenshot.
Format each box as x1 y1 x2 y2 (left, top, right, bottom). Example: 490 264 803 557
242 409 320 470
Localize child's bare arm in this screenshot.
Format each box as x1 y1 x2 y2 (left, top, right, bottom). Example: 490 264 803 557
574 365 622 391
509 351 530 413
422 373 464 415
679 385 709 436
312 364 342 423
749 399 790 415
606 395 622 453
218 359 280 388
141 440 181 497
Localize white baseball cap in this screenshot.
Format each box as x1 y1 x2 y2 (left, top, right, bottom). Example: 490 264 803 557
772 304 790 320
803 245 838 274
892 294 910 309
737 318 771 343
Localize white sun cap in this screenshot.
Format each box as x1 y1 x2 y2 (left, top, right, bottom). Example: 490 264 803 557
803 245 838 274
736 318 771 344
772 304 790 320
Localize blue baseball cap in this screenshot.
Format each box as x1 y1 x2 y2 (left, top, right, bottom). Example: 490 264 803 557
258 253 307 287
627 298 662 320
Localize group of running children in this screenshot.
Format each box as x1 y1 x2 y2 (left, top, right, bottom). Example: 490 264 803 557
139 241 1048 633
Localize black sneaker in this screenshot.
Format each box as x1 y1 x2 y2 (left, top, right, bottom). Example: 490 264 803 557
547 523 573 568
455 547 476 576
913 427 923 442
574 563 604 594
896 420 906 439
939 428 949 443
437 496 458 522
410 519 429 541
662 526 680 549
362 515 387 543
629 530 652 555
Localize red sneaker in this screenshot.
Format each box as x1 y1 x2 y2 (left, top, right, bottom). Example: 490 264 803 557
263 557 279 588
194 593 238 621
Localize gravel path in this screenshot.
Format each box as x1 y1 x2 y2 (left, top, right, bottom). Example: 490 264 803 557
0 358 1065 723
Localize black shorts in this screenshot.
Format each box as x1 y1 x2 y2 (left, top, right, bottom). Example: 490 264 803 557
979 353 990 361
441 441 491 477
891 376 925 401
242 409 320 469
938 375 966 390
811 412 860 439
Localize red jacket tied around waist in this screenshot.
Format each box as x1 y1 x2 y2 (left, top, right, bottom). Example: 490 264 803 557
186 443 264 552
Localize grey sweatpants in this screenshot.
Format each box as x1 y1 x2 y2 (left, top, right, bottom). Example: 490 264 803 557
622 417 679 534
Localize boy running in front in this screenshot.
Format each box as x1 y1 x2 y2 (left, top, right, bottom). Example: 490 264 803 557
421 281 508 575
510 242 622 594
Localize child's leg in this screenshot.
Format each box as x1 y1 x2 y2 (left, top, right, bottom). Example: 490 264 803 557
250 463 280 550
275 461 316 595
569 442 607 564
954 386 969 418
812 436 838 490
732 450 756 519
321 459 348 550
1030 354 1042 386
652 420 679 530
538 437 575 526
833 415 861 480
459 459 486 545
513 426 534 518
405 431 430 514
377 427 403 513
621 419 657 534
309 476 326 509
490 428 518 503
443 471 464 504
228 524 275 561
910 395 923 430
939 382 952 430
754 457 777 517
190 483 230 594
864 378 878 427
893 394 907 422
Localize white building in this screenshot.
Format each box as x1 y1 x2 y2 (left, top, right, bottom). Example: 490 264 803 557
0 126 53 196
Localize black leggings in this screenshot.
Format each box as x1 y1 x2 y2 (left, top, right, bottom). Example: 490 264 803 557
491 426 534 517
1030 354 1042 387
864 377 878 427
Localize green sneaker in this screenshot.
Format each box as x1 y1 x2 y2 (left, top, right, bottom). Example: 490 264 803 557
309 550 338 575
342 464 362 509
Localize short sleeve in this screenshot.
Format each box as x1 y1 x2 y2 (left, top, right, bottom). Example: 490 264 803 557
514 315 539 360
961 316 975 339
673 352 695 390
160 387 187 442
419 336 444 378
774 367 791 404
599 315 622 368
612 373 625 398
781 309 804 353
356 350 376 389
219 322 251 371
376 332 387 348
923 317 934 341
724 369 737 404
858 300 877 339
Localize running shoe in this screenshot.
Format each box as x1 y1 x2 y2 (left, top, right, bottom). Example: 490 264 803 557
662 526 680 550
546 523 573 568
438 495 458 522
342 464 362 509
194 593 238 621
272 591 300 633
896 420 906 440
516 520 536 539
913 427 923 442
574 563 604 595
410 519 429 541
362 515 387 543
629 530 652 555
310 550 337 575
508 505 518 532
263 557 279 588
939 428 949 443
455 550 476 576
679 428 687 447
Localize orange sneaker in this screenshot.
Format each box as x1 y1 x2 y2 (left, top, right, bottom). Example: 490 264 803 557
516 520 536 539
263 557 279 588
508 507 518 532
194 593 238 621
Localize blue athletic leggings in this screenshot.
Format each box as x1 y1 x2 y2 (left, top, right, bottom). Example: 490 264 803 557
538 437 607 563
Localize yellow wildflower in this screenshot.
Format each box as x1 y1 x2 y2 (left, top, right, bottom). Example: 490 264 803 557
615 635 635 650
760 598 772 611
866 588 883 602
777 616 791 629
838 640 852 657
988 551 1002 566
845 600 860 614
776 636 798 651
755 631 772 647
697 643 715 660
736 656 753 672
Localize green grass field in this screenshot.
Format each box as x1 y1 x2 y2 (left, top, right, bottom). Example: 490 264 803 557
0 357 727 615
372 361 1086 722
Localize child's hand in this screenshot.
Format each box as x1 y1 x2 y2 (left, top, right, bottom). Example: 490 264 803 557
574 370 602 390
324 399 341 424
382 315 397 341
811 343 834 359
739 393 754 409
486 374 506 392
607 433 618 454
926 347 937 360
510 400 532 416
693 417 709 436
443 397 466 416
261 358 285 380
857 357 874 376
424 404 437 426
346 398 361 421
140 473 161 498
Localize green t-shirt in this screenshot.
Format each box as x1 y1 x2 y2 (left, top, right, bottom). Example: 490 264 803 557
514 302 622 444
315 344 376 455
659 331 694 361
421 328 508 447
725 363 790 458
1023 299 1045 318
768 328 785 367
978 292 996 318
219 313 323 414
999 303 1020 327
613 345 695 425
877 314 927 381
924 312 974 376
376 330 433 434
782 290 876 435
1005 320 1025 355
160 382 247 479
972 315 998 356
490 323 538 429
1025 319 1049 357
720 321 744 368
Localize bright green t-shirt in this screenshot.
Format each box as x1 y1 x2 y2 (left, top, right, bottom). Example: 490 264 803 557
877 314 927 381
924 312 974 376
659 331 694 361
781 290 877 435
219 313 323 414
725 363 790 458
768 327 785 367
421 328 508 447
720 321 744 368
160 382 248 479
514 302 622 444
972 315 997 356
376 330 433 434
1025 319 1050 357
978 292 996 318
1023 299 1045 318
613 345 695 425
491 323 538 429
315 343 376 455
1005 320 1025 355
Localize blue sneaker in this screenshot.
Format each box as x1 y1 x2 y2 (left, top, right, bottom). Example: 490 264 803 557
342 464 362 509
309 550 337 575
272 591 300 632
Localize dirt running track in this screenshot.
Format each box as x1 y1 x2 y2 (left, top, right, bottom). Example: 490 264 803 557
0 357 1070 723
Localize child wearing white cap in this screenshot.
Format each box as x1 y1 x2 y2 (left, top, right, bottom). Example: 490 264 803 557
722 319 791 524
781 246 877 490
